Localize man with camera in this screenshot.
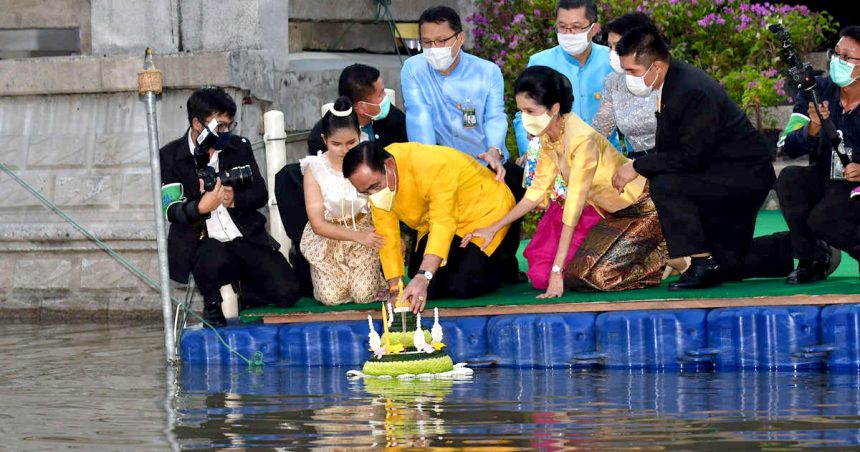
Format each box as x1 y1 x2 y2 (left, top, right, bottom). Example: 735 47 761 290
160 86 300 327
778 25 860 283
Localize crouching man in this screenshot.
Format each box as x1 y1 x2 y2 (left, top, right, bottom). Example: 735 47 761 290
344 141 518 313
160 86 300 326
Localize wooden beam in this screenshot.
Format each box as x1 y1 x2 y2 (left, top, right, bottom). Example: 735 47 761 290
258 293 860 324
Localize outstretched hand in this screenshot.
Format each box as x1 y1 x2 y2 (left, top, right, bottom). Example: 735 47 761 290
612 162 639 194
536 272 564 299
400 276 429 313
460 225 500 251
478 149 506 182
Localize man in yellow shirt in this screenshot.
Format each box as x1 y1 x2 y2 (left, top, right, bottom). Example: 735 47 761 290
344 141 517 312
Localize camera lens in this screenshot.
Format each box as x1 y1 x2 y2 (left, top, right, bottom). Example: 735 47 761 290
221 165 253 187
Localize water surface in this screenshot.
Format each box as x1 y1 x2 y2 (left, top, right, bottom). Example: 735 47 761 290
3 323 860 450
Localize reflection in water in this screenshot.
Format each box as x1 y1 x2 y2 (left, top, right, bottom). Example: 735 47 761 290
177 364 860 450
3 323 860 450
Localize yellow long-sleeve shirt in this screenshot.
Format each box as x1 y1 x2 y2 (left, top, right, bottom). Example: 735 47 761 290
373 142 515 280
524 114 646 227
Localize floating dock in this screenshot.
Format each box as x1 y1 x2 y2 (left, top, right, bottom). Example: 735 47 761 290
180 212 860 370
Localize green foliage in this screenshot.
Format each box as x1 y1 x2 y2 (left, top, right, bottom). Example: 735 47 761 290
468 0 838 117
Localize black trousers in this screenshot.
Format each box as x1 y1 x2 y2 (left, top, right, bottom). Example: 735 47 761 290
192 238 301 309
650 173 777 276
407 230 519 299
777 165 860 260
500 160 525 281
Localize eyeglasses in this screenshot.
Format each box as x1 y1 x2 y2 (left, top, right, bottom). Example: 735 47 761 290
828 48 860 64
420 32 460 48
214 121 237 133
556 23 593 34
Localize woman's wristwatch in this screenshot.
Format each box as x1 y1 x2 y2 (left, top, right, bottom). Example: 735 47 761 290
551 265 562 274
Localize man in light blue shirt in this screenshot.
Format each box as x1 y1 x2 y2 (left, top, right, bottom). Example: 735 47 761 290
513 0 618 155
401 6 524 286
401 6 509 181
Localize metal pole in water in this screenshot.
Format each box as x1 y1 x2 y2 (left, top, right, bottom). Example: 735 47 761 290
139 48 177 364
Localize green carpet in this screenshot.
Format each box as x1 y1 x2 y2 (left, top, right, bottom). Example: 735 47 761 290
241 211 859 320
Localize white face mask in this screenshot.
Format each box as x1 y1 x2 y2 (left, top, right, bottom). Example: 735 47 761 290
625 63 658 97
368 166 397 211
425 45 461 72
609 50 623 74
557 25 593 56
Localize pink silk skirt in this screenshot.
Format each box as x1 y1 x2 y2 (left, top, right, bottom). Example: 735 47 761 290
522 202 602 290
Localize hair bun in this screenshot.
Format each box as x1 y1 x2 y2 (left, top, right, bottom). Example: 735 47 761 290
331 96 354 117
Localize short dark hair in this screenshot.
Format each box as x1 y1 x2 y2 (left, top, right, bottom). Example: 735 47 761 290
338 64 381 104
418 6 462 35
840 25 860 44
321 96 360 138
343 141 393 178
514 66 575 115
186 86 237 125
615 23 670 66
605 12 653 37
556 0 597 23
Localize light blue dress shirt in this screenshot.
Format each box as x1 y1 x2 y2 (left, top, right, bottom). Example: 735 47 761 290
512 43 618 156
401 51 509 162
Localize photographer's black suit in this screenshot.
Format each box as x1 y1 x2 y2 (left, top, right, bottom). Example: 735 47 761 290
779 75 860 263
633 59 791 278
160 131 300 309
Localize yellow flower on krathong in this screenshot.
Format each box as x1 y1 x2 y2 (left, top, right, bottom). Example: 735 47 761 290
431 342 446 351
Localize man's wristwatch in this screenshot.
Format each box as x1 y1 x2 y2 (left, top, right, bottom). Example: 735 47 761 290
551 265 562 274
416 269 434 281
489 146 503 158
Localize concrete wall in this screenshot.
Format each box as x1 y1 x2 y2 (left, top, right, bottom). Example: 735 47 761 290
0 88 266 320
0 0 92 53
0 0 484 320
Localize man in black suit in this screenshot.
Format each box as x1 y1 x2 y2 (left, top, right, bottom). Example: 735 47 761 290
275 63 408 295
307 63 408 153
161 87 300 326
611 25 785 290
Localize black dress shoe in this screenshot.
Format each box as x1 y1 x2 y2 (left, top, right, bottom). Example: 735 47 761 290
668 257 722 291
202 303 227 328
786 261 830 284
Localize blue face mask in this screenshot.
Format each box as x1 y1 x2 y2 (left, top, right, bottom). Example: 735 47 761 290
213 131 232 150
830 56 859 88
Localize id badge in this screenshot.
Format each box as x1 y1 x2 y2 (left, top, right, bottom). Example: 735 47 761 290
831 147 854 180
462 102 476 129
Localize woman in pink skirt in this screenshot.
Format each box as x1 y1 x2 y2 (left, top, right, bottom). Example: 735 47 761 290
520 136 603 290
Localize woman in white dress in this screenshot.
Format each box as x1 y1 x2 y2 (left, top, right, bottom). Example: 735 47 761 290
300 97 386 304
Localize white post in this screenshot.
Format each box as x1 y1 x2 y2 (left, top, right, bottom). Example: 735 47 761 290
263 110 290 259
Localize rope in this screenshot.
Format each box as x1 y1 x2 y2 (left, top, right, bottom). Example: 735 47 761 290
0 161 263 369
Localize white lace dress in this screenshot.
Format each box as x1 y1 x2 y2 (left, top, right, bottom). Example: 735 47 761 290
299 152 385 305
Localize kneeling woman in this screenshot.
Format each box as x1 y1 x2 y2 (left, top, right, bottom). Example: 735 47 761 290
467 66 666 297
301 97 386 304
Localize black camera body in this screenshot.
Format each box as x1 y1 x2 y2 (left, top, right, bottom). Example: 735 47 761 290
770 23 850 166
769 24 817 93
192 128 254 192
197 165 254 192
